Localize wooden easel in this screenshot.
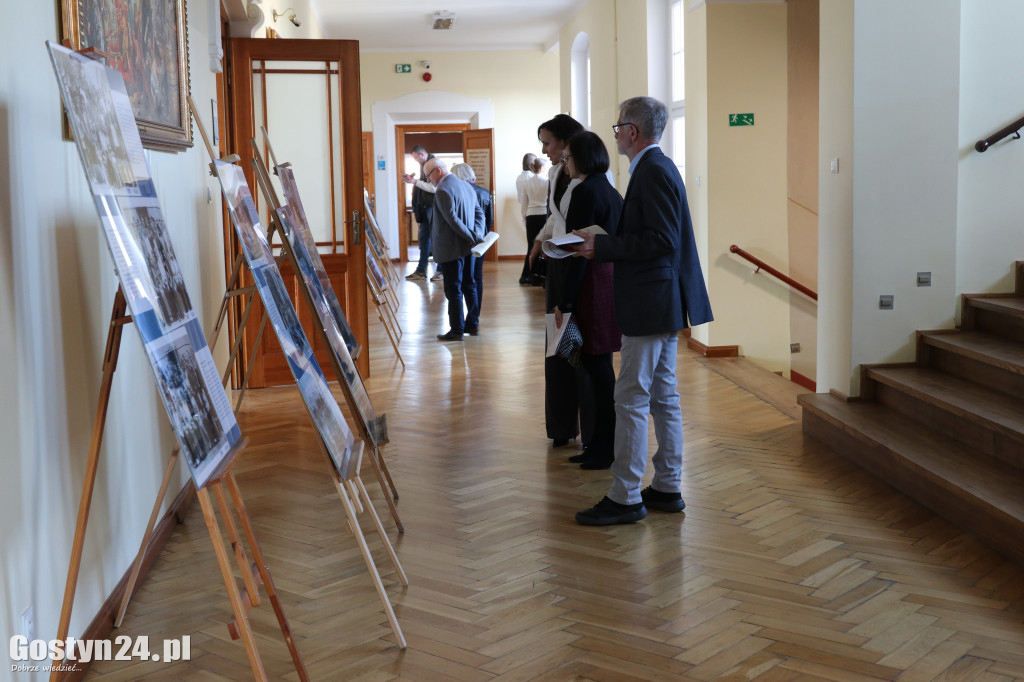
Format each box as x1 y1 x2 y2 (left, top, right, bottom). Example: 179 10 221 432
190 100 408 646
52 289 308 682
366 258 406 368
245 127 404 529
364 191 403 294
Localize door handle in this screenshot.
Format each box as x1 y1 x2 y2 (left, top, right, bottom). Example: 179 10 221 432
343 209 362 246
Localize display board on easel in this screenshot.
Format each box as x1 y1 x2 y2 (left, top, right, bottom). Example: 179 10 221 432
194 111 408 647
246 134 404 501
46 40 308 680
245 142 405 536
215 159 361 477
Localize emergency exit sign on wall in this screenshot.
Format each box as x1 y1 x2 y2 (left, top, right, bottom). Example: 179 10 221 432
729 113 754 126
395 64 411 73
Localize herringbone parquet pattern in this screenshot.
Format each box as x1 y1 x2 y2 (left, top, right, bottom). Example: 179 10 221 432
86 261 1024 681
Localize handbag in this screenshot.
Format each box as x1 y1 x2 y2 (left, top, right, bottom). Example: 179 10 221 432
556 316 583 368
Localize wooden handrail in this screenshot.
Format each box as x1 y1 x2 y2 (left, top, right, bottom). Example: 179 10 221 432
975 113 1024 152
729 245 818 301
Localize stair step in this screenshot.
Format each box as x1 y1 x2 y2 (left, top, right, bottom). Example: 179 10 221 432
919 330 1024 376
866 365 1024 458
964 296 1024 343
965 295 1024 318
799 392 1024 566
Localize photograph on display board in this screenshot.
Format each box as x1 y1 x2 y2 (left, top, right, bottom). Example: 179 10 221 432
363 190 390 260
47 41 240 488
274 195 388 446
274 165 361 359
214 159 359 478
151 331 224 471
366 249 387 291
363 206 386 262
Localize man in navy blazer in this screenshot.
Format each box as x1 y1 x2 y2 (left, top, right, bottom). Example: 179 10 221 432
425 158 484 340
572 96 713 526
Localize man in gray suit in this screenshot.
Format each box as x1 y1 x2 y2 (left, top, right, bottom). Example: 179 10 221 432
424 158 484 341
571 96 713 525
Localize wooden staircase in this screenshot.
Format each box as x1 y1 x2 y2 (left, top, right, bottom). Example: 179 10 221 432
800 263 1024 568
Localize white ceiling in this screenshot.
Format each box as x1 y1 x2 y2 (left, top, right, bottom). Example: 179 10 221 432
308 0 588 52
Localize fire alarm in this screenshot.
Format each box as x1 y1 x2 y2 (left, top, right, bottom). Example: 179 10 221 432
422 72 432 82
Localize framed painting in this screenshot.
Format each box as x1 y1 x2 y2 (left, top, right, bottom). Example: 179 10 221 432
61 0 193 152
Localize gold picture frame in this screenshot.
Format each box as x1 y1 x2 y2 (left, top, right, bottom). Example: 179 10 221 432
61 0 193 152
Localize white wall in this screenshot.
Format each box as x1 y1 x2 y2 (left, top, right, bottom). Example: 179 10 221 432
0 3 226 678
816 0 854 395
956 1 1024 299
241 0 324 39
686 3 711 347
359 50 560 259
849 0 960 394
704 2 790 372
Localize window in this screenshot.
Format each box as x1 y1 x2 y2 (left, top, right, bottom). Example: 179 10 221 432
670 1 685 177
571 32 591 129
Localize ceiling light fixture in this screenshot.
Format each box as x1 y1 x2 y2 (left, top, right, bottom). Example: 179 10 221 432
432 11 456 30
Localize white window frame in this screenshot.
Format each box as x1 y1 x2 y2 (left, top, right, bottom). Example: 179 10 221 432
670 0 685 176
571 32 591 129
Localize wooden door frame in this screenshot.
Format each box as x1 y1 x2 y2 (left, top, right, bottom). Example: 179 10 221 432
394 123 470 262
228 38 369 378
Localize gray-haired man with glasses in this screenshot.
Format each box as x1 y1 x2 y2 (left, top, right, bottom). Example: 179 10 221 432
570 96 713 526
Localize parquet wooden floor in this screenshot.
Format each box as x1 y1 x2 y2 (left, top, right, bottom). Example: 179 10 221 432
86 261 1024 681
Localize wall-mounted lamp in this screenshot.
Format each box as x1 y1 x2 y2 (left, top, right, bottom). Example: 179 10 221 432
433 11 456 30
273 8 301 27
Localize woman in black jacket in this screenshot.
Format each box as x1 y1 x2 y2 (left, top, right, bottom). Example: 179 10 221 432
552 131 623 469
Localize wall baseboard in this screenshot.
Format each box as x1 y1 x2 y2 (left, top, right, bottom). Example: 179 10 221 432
686 335 739 358
56 481 196 682
790 369 817 391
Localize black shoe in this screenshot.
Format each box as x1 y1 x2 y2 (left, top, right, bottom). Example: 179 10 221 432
519 278 530 285
580 456 613 470
575 497 647 526
552 438 572 448
465 327 479 336
568 453 587 463
641 486 686 513
436 330 464 341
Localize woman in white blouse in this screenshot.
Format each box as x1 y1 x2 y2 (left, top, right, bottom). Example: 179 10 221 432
531 114 585 449
519 156 549 285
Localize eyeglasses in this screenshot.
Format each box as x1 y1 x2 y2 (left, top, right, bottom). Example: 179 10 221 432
426 166 440 181
562 154 572 161
612 122 636 134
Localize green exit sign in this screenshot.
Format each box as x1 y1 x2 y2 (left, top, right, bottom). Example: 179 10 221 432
395 64 411 73
729 113 754 126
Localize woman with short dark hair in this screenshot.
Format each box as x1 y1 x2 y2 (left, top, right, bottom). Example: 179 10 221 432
551 130 623 469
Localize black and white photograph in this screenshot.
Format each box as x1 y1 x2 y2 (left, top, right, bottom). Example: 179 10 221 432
121 204 191 327
151 335 224 475
48 44 140 192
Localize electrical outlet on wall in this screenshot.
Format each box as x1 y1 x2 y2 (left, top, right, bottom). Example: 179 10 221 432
21 605 34 641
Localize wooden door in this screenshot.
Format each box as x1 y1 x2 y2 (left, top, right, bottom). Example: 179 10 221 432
463 128 497 262
361 131 375 216
228 38 368 384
